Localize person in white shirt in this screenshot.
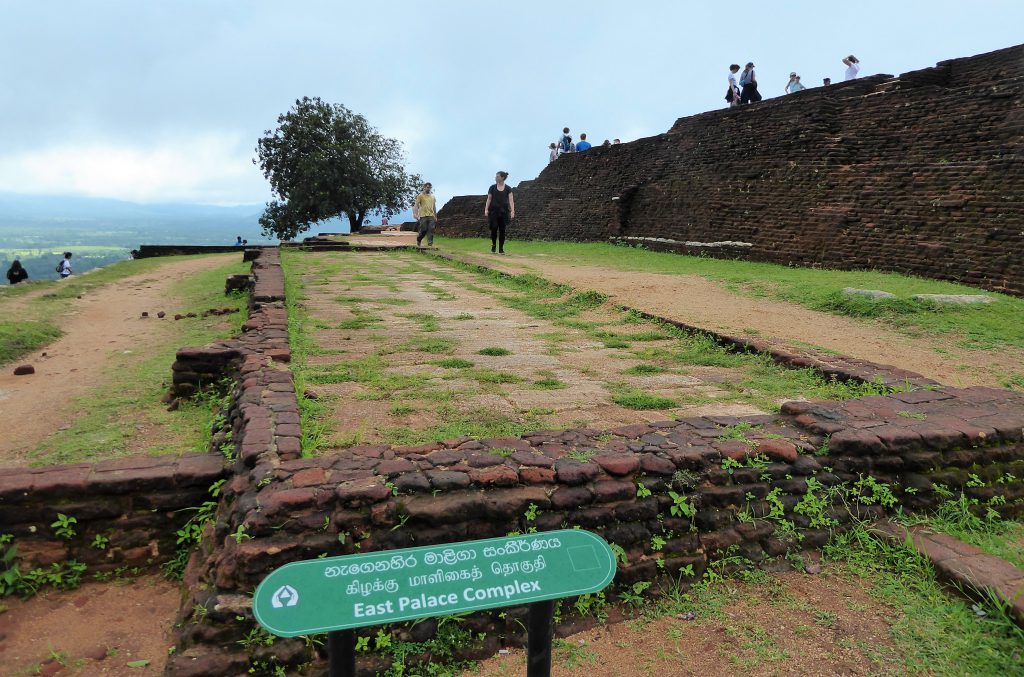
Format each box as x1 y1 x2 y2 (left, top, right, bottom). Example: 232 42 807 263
843 55 860 81
726 64 741 106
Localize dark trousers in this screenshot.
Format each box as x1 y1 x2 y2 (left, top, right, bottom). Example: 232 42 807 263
489 212 510 252
740 83 761 104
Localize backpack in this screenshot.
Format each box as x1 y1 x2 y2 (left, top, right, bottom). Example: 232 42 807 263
56 260 64 274
559 135 572 153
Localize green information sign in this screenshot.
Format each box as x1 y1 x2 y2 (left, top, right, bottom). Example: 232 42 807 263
253 530 616 637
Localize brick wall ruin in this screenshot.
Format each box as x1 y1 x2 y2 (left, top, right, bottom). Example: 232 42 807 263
0 455 224 574
438 44 1024 295
4 243 1022 675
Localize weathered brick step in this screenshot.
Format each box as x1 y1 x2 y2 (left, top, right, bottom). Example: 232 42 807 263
873 520 1024 628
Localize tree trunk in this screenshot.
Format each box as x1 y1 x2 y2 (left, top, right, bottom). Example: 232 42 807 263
345 209 360 233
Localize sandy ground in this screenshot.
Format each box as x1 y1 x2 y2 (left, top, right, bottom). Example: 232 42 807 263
0 254 236 463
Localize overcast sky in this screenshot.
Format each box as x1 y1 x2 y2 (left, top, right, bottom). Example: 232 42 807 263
1 1 1021 211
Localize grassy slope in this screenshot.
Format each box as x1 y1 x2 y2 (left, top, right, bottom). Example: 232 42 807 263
0 256 190 365
26 255 250 466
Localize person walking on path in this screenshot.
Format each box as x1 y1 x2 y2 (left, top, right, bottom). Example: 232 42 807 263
576 133 592 152
739 62 761 104
6 260 28 285
413 183 438 248
57 252 73 279
843 55 860 80
484 171 515 254
726 64 741 106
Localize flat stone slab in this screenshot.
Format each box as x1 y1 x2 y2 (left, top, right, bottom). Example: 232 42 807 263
913 294 993 304
842 288 896 299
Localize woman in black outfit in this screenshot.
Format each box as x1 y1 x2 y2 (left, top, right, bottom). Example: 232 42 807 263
6 260 28 284
483 171 515 254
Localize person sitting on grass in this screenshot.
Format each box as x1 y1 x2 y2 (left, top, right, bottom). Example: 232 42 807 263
6 259 28 285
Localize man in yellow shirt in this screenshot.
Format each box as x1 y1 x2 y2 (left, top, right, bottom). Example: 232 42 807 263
413 183 437 248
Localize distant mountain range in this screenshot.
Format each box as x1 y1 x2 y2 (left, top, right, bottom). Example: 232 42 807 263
0 191 263 223
0 192 414 234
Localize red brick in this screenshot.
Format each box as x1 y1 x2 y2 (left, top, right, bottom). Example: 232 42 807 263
593 454 640 476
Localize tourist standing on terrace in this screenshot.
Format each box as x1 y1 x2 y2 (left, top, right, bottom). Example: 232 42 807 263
576 133 592 152
843 55 860 80
739 62 761 103
557 127 574 155
726 64 741 106
823 77 832 86
785 73 805 93
58 252 73 279
6 260 28 285
548 142 558 162
484 171 515 255
413 183 437 248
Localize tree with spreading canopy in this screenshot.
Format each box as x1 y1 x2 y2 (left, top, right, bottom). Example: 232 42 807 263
254 97 420 240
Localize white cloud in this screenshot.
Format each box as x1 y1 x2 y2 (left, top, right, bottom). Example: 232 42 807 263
0 133 268 205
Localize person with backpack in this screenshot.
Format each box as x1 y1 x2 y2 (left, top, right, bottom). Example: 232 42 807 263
557 127 574 156
484 171 515 254
57 252 73 279
739 62 761 104
6 260 28 285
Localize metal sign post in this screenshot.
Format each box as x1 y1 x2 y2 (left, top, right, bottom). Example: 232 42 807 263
253 529 617 676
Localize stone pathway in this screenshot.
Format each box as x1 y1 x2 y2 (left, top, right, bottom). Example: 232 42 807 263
287 250 768 452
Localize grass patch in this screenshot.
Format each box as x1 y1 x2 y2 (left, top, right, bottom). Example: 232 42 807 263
433 357 474 369
398 312 440 332
396 336 457 354
612 390 678 410
601 336 631 349
0 320 63 365
381 406 543 445
478 347 512 356
532 376 566 390
468 369 523 384
623 363 668 375
337 310 383 330
824 522 1024 674
390 403 416 416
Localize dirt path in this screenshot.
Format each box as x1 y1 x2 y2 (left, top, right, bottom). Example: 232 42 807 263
403 239 1018 388
471 567 903 677
0 574 178 676
0 254 236 462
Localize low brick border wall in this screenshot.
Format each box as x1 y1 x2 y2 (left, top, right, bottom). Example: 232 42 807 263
135 245 268 258
172 381 1024 674
0 454 225 572
874 520 1024 627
